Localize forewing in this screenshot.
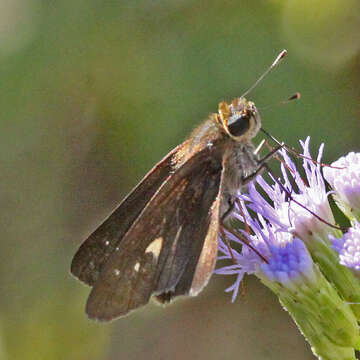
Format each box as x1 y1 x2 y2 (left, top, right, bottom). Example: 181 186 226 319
71 144 183 286
155 192 221 303
85 144 224 321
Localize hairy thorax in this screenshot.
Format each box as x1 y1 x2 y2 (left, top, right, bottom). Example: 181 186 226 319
220 141 259 216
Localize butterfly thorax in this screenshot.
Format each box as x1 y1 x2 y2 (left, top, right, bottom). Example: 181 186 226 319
220 140 259 216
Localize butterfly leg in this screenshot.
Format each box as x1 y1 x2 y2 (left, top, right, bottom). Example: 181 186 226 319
221 196 235 222
221 225 268 263
221 197 250 234
241 143 283 185
220 196 268 263
235 198 251 235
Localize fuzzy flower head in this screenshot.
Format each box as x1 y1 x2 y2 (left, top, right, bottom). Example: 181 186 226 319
216 138 360 359
323 152 360 221
216 214 360 357
259 237 317 289
330 221 360 272
216 204 316 299
217 138 360 304
242 137 336 244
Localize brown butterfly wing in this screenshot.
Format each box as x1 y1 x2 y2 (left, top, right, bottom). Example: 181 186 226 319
71 144 183 286
155 190 221 304
85 145 224 321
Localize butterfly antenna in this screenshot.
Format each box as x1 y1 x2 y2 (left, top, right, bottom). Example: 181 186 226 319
241 49 287 98
259 92 301 110
260 127 343 169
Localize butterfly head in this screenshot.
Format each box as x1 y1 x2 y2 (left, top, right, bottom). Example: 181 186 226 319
218 97 261 142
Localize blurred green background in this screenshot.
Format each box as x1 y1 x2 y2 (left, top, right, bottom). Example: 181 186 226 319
1 0 359 359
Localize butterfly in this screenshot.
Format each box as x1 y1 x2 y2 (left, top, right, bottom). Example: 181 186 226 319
71 50 288 321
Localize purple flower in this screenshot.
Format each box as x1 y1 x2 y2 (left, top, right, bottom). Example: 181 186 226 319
323 152 360 220
215 212 265 301
216 203 315 299
330 221 360 271
260 237 316 288
242 137 336 243
215 138 360 359
216 137 351 302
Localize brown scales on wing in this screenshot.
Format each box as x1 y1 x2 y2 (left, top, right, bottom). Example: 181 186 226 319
172 113 226 168
71 95 263 321
84 145 224 320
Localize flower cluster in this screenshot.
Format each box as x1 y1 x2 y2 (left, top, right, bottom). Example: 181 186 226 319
216 137 360 360
330 221 360 272
323 152 360 221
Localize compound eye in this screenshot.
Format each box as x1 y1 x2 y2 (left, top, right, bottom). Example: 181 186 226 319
227 113 250 137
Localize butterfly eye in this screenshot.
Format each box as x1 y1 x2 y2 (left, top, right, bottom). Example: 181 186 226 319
227 113 250 137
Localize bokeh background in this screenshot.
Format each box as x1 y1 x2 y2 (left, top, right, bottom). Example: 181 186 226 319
1 1 359 359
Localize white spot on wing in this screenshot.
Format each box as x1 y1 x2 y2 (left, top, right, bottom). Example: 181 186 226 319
134 262 140 272
145 237 163 259
114 269 120 276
